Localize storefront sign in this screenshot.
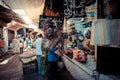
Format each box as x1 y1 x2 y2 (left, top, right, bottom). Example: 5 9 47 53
64 0 85 18
39 15 64 30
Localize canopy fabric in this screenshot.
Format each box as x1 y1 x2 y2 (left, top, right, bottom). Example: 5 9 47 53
7 20 24 31
7 25 23 31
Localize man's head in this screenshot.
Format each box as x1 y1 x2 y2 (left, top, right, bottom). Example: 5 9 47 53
43 19 57 39
2 37 4 40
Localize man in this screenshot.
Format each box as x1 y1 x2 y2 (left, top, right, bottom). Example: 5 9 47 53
34 34 43 75
42 19 64 80
0 38 5 56
12 37 19 54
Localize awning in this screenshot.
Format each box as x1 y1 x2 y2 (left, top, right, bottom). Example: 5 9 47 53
7 21 24 31
0 5 26 24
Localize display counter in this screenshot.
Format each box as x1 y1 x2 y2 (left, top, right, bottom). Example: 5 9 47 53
62 54 94 80
19 49 37 75
19 51 36 63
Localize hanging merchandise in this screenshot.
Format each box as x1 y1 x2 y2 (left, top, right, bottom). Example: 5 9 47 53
85 30 91 39
90 19 120 45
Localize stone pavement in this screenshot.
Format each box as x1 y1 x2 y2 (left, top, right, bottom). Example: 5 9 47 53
0 54 74 80
1 53 120 80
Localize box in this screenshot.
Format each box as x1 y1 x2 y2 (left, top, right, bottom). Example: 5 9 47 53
22 60 37 75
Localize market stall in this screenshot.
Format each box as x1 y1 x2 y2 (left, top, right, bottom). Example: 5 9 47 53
19 49 37 75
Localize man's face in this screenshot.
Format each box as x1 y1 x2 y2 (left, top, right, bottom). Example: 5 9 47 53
44 22 56 39
44 27 54 39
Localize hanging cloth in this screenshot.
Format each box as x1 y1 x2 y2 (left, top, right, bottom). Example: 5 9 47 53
90 18 120 45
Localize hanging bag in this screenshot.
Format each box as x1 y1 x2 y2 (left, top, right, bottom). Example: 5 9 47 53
90 15 120 45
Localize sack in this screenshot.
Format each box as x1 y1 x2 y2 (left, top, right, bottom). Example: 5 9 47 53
91 19 120 45
78 51 87 62
73 49 87 62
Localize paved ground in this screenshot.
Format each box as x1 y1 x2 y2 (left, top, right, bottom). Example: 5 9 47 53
0 54 75 80
2 53 120 80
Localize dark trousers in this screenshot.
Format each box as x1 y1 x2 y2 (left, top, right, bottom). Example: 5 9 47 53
0 47 5 57
47 61 61 80
20 47 23 54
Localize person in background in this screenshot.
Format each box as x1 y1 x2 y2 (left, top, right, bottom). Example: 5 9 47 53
19 40 23 54
26 35 31 49
12 37 20 54
83 39 95 55
0 37 5 56
34 34 43 75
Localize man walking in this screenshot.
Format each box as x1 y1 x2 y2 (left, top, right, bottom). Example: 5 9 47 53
34 34 43 75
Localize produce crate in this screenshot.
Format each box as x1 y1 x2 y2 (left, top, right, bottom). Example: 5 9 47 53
19 51 37 75
22 60 37 75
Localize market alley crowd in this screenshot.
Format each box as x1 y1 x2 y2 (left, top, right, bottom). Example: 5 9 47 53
0 19 67 80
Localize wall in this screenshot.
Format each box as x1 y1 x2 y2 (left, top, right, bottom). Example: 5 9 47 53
3 27 8 51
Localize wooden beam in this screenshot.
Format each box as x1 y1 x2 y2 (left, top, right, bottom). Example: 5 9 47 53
0 20 7 27
0 5 13 14
0 14 11 23
0 5 26 24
